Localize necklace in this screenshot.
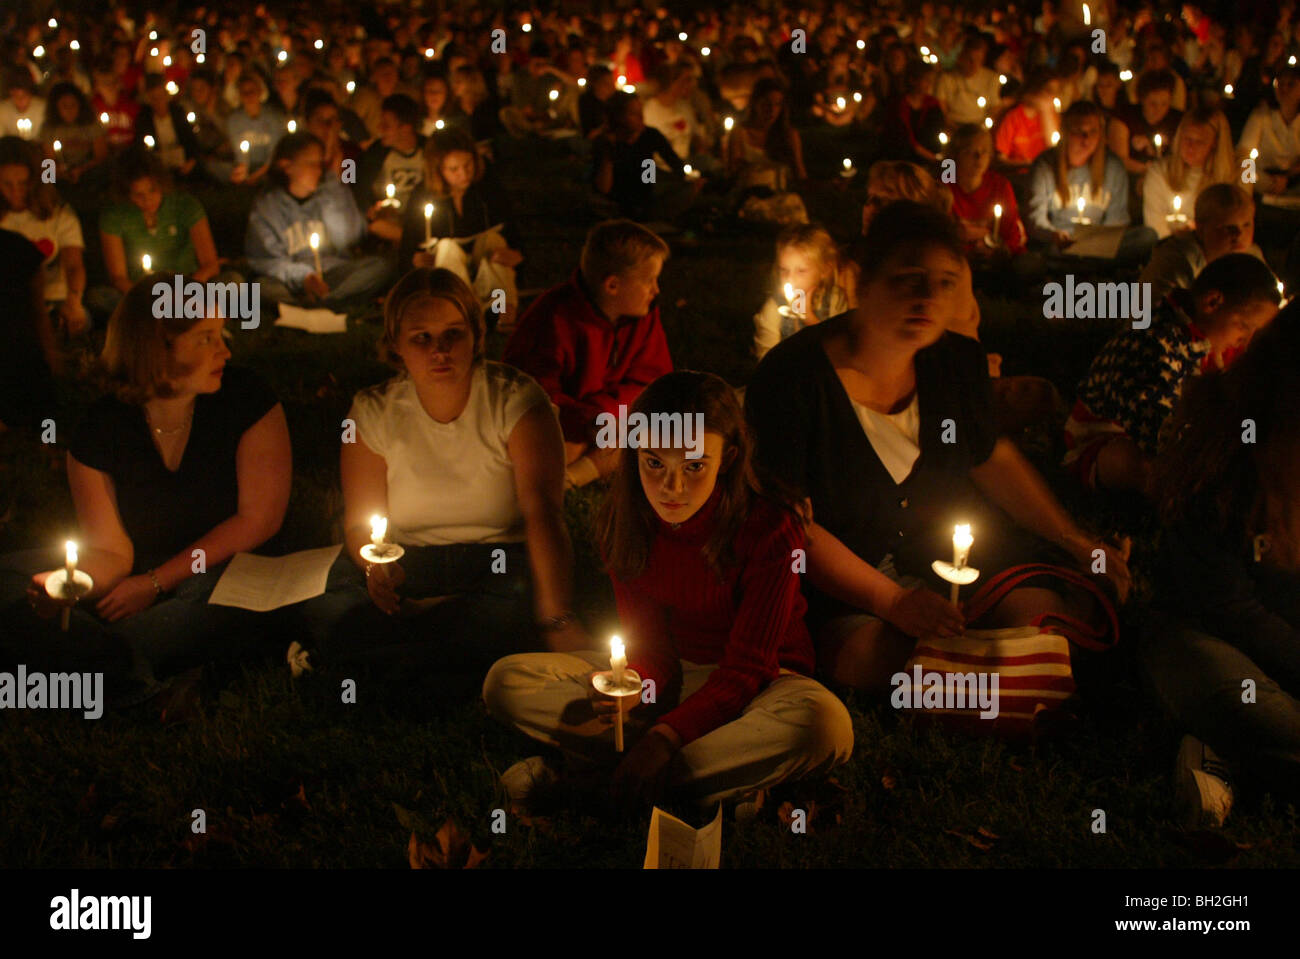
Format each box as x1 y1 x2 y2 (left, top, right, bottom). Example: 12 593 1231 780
146 406 194 436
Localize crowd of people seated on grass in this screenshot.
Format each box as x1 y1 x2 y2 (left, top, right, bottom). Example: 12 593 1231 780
2 0 1300 830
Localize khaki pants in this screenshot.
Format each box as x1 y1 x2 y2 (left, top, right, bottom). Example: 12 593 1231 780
483 650 854 808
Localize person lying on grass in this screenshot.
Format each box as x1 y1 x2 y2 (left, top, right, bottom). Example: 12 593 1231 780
0 276 291 709
745 201 1131 692
483 371 853 809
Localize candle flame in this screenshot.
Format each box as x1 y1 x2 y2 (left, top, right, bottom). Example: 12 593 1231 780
239 139 250 153
141 254 151 272
994 203 1003 217
977 96 986 108
386 183 396 199
1083 3 1091 26
1051 130 1060 145
954 524 973 548
1077 196 1086 213
724 116 734 131
309 232 320 250
984 116 993 129
66 540 78 569
287 119 296 132
938 131 949 145
370 515 387 544
610 635 624 661
1173 194 1182 212
1153 133 1161 149
836 96 846 109
843 157 852 169
424 202 434 218
53 139 62 151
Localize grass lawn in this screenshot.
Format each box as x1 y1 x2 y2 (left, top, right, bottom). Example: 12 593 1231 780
1 145 1296 869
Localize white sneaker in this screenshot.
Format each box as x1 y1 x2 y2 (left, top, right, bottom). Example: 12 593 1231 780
286 641 313 678
500 755 560 813
1175 735 1234 829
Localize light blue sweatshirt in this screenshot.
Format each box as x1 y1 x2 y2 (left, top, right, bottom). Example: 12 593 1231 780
245 178 366 289
1026 148 1130 239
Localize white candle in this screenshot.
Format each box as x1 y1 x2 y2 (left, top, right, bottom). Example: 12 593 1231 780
953 524 973 569
141 253 151 272
1083 3 1091 26
424 202 434 247
610 634 626 687
309 232 323 275
1168 194 1186 225
369 514 387 547
1152 133 1162 157
992 202 1003 242
385 182 397 207
65 540 78 579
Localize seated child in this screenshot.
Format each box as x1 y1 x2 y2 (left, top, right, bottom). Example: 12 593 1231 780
483 371 853 811
753 224 856 361
503 219 673 488
1140 183 1268 304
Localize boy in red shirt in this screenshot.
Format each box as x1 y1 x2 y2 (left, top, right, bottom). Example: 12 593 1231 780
504 220 673 488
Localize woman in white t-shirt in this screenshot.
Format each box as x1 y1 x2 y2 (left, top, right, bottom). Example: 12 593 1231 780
294 268 591 674
0 136 88 334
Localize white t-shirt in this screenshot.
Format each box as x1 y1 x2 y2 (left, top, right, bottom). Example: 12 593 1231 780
1237 104 1300 189
935 67 1002 126
1143 160 1204 239
0 98 47 138
851 394 921 485
643 96 696 162
0 205 84 302
349 361 552 546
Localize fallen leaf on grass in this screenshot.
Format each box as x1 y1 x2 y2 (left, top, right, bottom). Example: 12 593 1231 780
408 818 489 869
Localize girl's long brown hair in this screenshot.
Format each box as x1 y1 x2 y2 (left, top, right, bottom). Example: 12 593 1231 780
595 371 804 581
1153 302 1300 570
1055 100 1108 208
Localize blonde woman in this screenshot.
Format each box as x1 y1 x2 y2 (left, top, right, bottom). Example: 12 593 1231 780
1027 100 1157 262
1143 108 1236 239
753 225 856 360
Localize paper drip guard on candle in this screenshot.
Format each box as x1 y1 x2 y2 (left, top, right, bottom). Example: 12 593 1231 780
45 569 94 632
592 668 642 752
360 515 404 564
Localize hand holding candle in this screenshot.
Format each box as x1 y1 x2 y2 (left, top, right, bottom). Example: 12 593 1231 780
46 539 93 631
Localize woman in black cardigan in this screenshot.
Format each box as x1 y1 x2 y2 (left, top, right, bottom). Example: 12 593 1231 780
745 201 1131 690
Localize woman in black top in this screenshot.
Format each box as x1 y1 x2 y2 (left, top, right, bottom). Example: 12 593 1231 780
398 131 523 327
4 276 292 704
745 202 1131 690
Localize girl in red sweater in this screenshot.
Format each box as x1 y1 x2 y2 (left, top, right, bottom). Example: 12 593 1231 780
483 371 853 809
946 124 1028 256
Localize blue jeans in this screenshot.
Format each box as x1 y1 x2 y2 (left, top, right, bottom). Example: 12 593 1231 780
257 256 397 318
291 543 539 672
0 548 279 706
1139 610 1300 798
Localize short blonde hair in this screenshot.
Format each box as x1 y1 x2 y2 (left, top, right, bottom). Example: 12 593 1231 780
99 274 205 405
579 219 670 286
381 268 485 367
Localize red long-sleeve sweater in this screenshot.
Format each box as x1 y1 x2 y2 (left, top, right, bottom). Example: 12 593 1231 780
610 488 816 746
503 271 674 444
947 172 1028 254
